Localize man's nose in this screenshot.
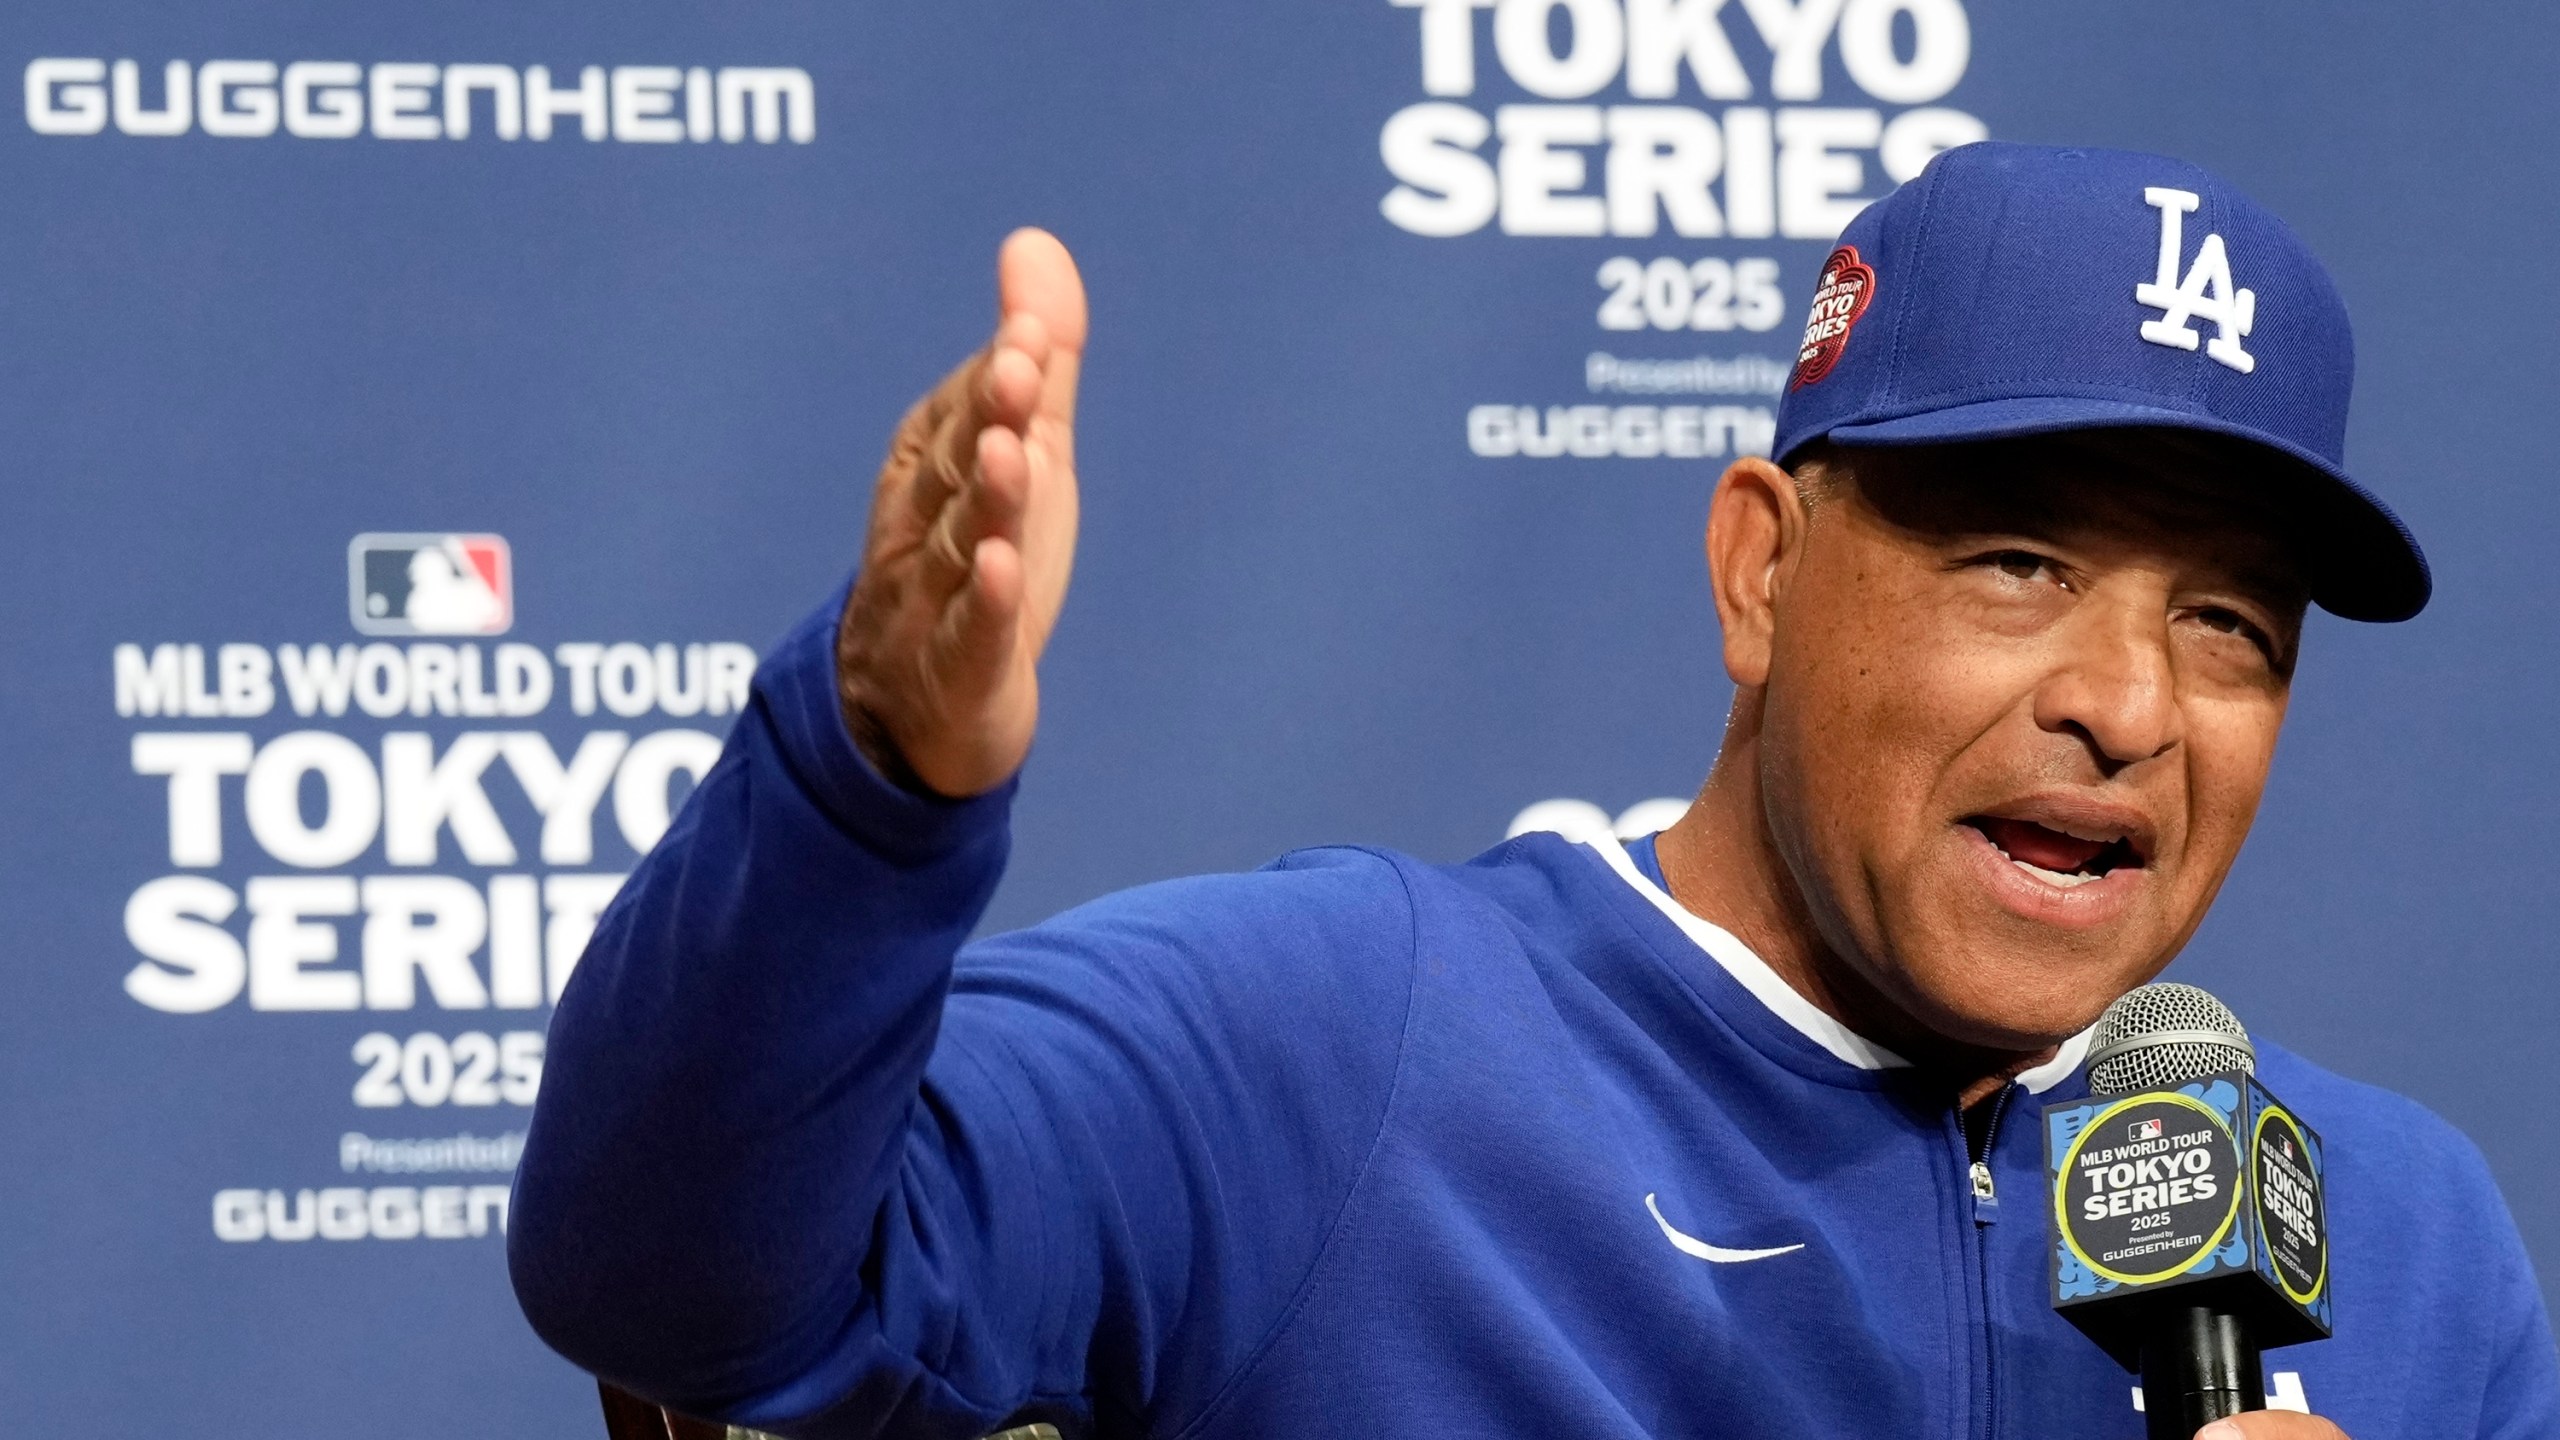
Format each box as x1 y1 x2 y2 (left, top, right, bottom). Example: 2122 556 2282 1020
2031 600 2182 770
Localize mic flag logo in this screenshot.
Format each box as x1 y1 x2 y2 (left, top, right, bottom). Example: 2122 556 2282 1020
2045 1073 2332 1365
349 533 513 636
2252 1106 2329 1306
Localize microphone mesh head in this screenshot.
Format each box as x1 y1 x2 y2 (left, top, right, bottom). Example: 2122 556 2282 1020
2085 982 2254 1096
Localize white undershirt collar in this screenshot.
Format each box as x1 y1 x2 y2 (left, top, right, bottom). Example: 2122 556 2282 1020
1581 833 2092 1094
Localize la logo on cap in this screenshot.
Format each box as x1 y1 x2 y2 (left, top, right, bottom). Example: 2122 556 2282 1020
2136 187 2257 373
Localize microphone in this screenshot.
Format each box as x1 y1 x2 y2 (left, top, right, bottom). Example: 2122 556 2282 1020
2043 983 2334 1439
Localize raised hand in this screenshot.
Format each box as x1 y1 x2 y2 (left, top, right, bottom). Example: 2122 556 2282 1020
836 229 1086 798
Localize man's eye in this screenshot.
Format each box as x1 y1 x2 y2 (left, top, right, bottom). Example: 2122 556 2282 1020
2195 606 2274 655
1981 550 2060 585
2181 599 2283 666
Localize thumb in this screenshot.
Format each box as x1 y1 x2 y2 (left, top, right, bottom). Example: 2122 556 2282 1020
997 228 1086 423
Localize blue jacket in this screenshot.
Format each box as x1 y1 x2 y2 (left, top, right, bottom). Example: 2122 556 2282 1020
510 594 2560 1438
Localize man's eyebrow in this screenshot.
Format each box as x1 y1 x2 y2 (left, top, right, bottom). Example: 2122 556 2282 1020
2113 487 2316 607
2212 558 2311 609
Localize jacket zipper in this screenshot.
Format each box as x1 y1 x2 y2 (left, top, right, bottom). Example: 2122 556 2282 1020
1968 1085 2010 1221
1962 1084 2013 1440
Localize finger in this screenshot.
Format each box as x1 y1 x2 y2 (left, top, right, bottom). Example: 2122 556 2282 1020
929 535 1025 709
914 315 1046 522
2199 1414 2350 1440
950 426 1031 556
973 424 1032 534
998 229 1086 430
980 331 1044 434
921 425 1030 588
967 534 1025 641
998 229 1085 352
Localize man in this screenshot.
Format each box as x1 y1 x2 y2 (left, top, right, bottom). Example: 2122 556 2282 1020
510 144 2556 1438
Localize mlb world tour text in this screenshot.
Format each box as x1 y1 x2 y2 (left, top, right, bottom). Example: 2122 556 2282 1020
111 638 758 1016
2075 1127 2222 1227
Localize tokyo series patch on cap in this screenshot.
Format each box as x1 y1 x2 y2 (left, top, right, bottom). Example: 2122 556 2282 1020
1792 247 1877 390
1770 141 2429 623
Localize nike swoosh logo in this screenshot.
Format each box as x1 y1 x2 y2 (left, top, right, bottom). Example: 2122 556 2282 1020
1645 1192 1804 1264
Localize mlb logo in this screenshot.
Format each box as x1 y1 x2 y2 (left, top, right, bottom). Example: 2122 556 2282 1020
349 533 513 636
2128 1118 2164 1142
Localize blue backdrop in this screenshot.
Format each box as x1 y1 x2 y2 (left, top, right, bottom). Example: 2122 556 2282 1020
3 3 2552 1433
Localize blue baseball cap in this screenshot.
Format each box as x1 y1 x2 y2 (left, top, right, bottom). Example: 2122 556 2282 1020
1773 141 2429 622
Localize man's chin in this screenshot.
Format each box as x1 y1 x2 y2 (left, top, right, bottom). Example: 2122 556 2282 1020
1865 844 2184 1048
1877 945 2153 1057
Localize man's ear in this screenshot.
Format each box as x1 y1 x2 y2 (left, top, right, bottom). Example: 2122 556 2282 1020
1706 456 1814 689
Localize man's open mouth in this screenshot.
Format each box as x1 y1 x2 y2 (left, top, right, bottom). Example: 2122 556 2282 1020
1966 816 2145 889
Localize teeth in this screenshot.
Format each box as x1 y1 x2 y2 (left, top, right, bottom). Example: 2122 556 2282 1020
2013 858 2104 889
2050 823 2125 845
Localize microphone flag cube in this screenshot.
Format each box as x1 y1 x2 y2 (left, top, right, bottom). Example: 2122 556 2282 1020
2043 1072 2333 1368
